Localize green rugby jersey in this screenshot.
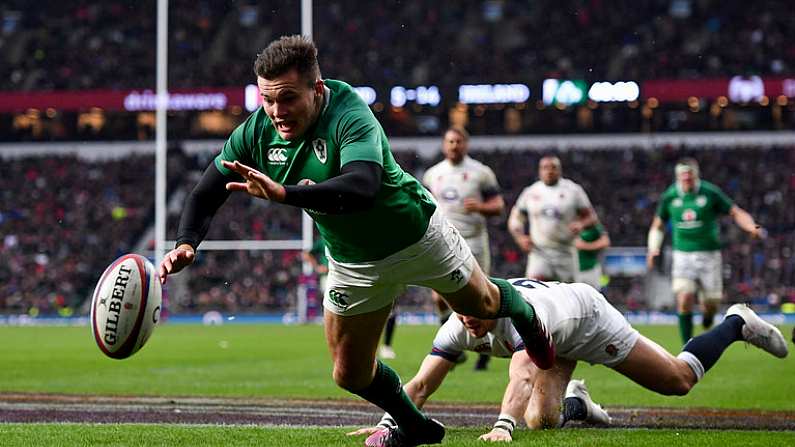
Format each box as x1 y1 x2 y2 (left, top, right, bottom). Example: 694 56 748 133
656 180 733 252
577 222 605 271
215 79 436 262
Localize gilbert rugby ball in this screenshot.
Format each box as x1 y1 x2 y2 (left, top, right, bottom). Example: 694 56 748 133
91 254 162 359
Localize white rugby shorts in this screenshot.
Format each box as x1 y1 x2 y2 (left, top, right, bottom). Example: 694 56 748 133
556 283 639 367
323 209 476 316
671 250 723 299
526 246 577 282
464 232 491 276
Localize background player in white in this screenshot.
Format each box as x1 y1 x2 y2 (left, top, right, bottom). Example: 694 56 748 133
508 156 596 282
647 158 767 345
351 278 788 443
421 126 505 370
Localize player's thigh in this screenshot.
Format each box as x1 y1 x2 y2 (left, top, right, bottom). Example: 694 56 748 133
324 304 394 387
611 334 693 395
525 359 576 429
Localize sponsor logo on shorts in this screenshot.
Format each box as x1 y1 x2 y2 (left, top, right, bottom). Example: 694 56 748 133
605 343 618 357
328 289 350 311
449 269 464 284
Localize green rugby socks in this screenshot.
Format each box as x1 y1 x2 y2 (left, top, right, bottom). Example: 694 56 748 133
678 312 694 345
353 360 427 428
491 277 535 323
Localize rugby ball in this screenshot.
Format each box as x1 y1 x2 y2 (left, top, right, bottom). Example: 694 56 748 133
91 254 162 359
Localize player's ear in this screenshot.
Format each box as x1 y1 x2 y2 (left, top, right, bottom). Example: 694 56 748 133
314 79 324 96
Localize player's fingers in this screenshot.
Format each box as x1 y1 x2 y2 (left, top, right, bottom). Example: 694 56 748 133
226 182 248 192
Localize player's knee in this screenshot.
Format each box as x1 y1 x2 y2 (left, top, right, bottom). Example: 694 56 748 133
332 365 369 391
524 403 560 429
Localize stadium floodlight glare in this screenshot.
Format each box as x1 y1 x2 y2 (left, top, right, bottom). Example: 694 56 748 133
354 86 377 105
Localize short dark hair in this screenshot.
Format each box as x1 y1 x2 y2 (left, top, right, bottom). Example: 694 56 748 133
253 35 320 85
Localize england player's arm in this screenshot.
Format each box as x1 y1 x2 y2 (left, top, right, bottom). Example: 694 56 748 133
646 216 666 269
479 350 535 442
569 184 597 234
464 167 505 216
508 189 532 252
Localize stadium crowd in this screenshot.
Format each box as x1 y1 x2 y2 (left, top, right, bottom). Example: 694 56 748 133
5 143 791 316
1 0 791 92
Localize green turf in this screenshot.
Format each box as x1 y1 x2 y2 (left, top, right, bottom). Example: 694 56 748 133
1 323 794 410
0 424 793 447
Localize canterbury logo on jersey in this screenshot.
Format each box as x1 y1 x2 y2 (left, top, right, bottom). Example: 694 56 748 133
267 148 288 164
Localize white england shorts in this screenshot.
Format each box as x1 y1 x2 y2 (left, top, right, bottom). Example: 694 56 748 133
671 250 723 300
555 284 639 367
323 209 476 316
576 264 603 290
526 246 577 282
464 232 491 276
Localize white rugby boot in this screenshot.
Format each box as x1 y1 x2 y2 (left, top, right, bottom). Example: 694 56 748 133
565 379 612 425
725 304 788 358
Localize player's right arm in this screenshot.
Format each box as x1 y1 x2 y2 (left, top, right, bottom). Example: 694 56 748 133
508 189 532 252
479 350 535 442
646 215 665 270
158 163 234 283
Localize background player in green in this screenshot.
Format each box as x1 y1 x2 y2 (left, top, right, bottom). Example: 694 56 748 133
646 158 766 345
575 222 610 290
157 35 554 447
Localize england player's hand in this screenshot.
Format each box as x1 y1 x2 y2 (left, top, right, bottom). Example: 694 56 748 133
345 426 382 436
516 235 532 253
158 245 195 284
462 197 481 213
478 427 513 442
222 160 286 202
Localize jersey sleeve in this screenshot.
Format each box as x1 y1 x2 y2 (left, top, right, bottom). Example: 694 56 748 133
514 187 532 213
430 318 467 361
656 193 671 221
574 182 594 211
480 166 501 199
214 115 256 175
336 111 384 167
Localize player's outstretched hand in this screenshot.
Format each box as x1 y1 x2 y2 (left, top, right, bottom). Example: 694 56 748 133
222 160 286 202
478 428 513 442
750 226 768 239
158 245 195 284
346 426 382 437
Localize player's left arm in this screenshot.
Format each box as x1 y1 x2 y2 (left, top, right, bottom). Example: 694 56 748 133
574 232 611 251
479 351 535 442
729 205 766 239
570 206 597 234
465 190 505 216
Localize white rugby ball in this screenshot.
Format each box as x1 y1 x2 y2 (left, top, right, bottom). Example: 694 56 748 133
91 254 162 359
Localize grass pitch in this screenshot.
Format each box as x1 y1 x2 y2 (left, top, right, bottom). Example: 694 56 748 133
1 323 793 410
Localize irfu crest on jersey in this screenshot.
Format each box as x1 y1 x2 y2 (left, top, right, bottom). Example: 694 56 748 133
312 138 327 164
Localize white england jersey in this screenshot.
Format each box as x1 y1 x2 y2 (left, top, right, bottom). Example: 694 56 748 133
512 178 592 250
432 279 639 366
423 156 500 239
